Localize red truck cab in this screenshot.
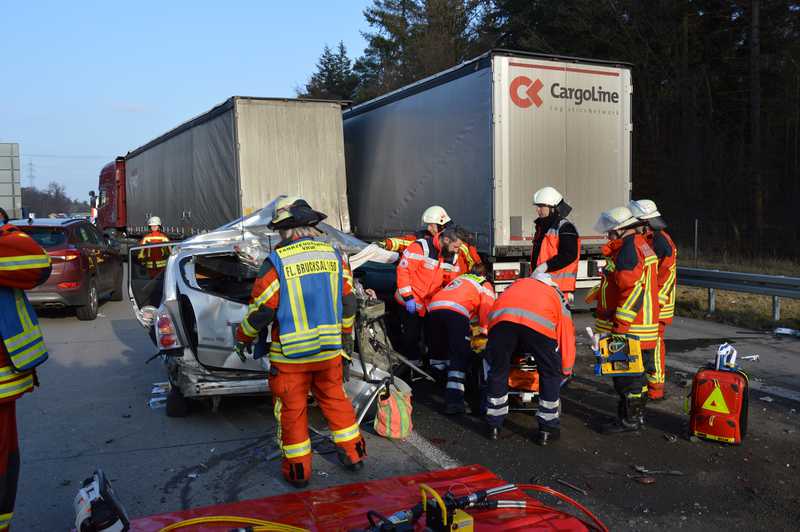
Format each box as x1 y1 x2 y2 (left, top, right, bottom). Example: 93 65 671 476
96 157 126 235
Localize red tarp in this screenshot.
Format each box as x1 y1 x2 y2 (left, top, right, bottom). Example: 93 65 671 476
130 464 592 531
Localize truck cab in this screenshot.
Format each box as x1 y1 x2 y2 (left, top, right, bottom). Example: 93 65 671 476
95 157 126 237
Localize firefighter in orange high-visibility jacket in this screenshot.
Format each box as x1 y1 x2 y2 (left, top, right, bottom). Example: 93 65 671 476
234 197 365 489
593 207 660 434
483 273 575 446
630 200 676 401
0 215 52 531
427 263 496 415
138 216 171 278
530 187 580 299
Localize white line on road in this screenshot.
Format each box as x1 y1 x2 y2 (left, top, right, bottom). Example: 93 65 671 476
668 359 800 404
404 432 461 470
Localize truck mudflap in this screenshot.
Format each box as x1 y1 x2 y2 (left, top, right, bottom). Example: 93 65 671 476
128 464 595 531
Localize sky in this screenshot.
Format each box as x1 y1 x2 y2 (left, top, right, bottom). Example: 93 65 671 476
0 0 371 201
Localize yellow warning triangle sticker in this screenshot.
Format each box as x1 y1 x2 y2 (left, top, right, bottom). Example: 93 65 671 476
701 386 730 414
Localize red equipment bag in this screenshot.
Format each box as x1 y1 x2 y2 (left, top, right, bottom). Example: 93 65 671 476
689 367 749 444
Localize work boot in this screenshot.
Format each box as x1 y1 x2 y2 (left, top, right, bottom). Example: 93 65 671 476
337 448 365 472
444 402 466 415
599 417 641 434
533 426 561 446
601 397 645 434
487 425 501 441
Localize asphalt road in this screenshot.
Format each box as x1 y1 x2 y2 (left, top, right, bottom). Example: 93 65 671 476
14 292 800 530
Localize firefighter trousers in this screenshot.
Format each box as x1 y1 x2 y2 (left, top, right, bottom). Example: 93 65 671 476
269 357 366 484
484 322 562 430
428 310 472 407
647 322 668 399
0 402 19 531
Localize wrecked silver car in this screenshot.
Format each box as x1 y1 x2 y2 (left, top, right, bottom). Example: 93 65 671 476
128 199 420 417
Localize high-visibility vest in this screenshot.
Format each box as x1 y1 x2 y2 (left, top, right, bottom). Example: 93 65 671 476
488 278 576 376
428 273 496 334
386 232 481 277
268 238 344 364
138 231 171 269
605 234 660 349
395 235 459 315
532 218 580 293
650 230 677 324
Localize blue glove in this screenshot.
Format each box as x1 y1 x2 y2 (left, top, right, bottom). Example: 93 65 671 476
404 299 417 314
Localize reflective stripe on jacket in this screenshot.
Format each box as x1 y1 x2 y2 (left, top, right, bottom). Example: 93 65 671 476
532 218 580 293
428 274 496 334
385 232 481 279
649 229 677 324
394 235 459 315
488 277 576 375
270 239 344 363
138 231 171 269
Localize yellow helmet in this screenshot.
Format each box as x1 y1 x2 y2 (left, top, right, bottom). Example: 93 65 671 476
269 196 327 230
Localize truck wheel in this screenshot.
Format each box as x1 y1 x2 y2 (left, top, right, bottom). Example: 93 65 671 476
166 386 190 418
109 267 124 301
76 280 99 321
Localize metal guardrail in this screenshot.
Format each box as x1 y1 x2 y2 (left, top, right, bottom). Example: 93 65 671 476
677 267 800 321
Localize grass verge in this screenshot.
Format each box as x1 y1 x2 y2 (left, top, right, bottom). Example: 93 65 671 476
676 285 800 330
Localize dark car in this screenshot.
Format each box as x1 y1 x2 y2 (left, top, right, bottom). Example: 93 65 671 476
11 218 124 320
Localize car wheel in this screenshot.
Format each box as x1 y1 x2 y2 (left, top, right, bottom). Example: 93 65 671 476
109 267 124 301
166 386 190 418
76 280 99 321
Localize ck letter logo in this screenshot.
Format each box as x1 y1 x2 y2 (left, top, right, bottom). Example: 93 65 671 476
510 76 543 108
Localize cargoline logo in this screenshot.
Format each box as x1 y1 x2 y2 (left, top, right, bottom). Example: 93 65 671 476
510 76 620 109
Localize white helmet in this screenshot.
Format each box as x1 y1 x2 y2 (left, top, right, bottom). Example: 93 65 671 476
629 199 661 220
533 186 563 207
421 205 451 226
593 206 638 234
147 216 162 227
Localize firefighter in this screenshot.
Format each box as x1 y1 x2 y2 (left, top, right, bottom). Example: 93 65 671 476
234 196 365 488
379 205 482 275
0 220 52 531
137 216 171 278
530 187 580 300
592 206 660 433
483 273 576 445
395 226 464 363
427 263 496 415
629 199 676 400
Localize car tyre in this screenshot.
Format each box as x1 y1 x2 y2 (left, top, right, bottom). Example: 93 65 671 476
109 267 124 301
76 280 99 321
166 386 190 418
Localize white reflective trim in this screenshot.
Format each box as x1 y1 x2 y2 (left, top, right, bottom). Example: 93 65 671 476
539 399 560 409
488 307 555 332
429 300 470 317
537 411 559 421
447 382 465 391
448 370 466 379
486 406 509 416
488 395 508 406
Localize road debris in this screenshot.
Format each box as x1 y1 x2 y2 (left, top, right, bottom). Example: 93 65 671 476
633 465 684 476
633 476 656 485
774 327 800 338
664 433 678 443
760 396 774 403
556 478 588 496
187 473 198 479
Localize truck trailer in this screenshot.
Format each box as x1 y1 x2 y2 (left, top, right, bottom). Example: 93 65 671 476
343 49 633 294
95 97 350 247
0 143 22 219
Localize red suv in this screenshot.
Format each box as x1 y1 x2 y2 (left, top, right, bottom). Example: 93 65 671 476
11 218 124 320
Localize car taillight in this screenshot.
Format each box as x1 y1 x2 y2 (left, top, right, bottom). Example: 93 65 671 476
494 268 520 281
57 281 81 289
156 312 182 350
50 248 81 262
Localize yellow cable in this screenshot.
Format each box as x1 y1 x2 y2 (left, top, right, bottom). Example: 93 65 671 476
419 483 448 526
158 515 308 532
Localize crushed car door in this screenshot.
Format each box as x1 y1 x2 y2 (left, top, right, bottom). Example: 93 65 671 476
177 251 266 371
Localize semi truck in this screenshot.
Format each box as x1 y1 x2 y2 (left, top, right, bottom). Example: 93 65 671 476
94 97 351 249
342 49 633 295
0 143 22 219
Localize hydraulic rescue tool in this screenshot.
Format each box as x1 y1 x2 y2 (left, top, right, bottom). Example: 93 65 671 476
74 469 130 532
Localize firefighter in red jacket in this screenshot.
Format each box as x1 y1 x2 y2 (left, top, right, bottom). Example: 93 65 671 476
630 199 677 400
530 187 580 300
593 207 660 434
484 273 576 445
138 216 171 278
379 205 481 278
395 226 464 363
0 215 52 531
234 197 365 488
427 263 496 414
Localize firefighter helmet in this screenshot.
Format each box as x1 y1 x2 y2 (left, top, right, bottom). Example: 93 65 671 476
533 186 563 207
593 206 638 234
147 216 162 227
421 205 451 226
269 195 327 230
629 199 661 220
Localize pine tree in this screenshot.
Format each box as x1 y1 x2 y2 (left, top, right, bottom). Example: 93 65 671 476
299 42 359 100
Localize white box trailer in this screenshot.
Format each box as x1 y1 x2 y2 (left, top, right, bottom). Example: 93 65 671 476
343 50 632 292
0 143 22 219
124 97 350 236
